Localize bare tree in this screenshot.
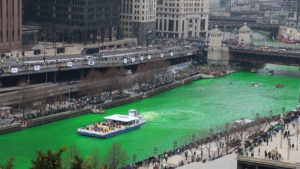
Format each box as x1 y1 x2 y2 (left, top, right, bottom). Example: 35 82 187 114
78 69 104 96
103 142 128 169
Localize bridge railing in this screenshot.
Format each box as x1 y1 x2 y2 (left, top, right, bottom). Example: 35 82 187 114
228 45 300 58
0 48 199 74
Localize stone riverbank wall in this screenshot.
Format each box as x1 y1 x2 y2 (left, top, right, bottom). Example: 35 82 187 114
0 74 204 135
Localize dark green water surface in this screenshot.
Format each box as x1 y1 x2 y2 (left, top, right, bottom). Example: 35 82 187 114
0 70 299 168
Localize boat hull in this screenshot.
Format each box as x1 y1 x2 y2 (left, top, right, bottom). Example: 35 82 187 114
78 123 144 139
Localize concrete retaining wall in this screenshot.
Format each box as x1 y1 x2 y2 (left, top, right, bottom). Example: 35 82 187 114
0 74 202 135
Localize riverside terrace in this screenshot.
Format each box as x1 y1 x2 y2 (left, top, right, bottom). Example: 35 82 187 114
0 46 200 78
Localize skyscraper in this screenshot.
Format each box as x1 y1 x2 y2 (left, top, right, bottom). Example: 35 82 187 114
0 0 22 53
23 0 120 43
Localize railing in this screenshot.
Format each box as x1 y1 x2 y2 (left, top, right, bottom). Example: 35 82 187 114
238 155 297 169
229 46 300 59
1 48 199 74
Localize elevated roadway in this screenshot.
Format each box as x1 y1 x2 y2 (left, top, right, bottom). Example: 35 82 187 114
0 45 198 78
229 46 300 66
0 48 201 106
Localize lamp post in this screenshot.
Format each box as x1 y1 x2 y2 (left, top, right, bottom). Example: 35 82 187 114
287 138 291 160
297 116 299 151
280 130 283 149
192 134 196 145
132 154 136 169
173 140 177 151
68 87 73 100
153 147 157 156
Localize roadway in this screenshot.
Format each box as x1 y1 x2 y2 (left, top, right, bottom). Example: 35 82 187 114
1 45 181 67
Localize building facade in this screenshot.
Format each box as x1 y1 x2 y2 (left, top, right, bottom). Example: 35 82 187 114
0 0 22 52
156 0 209 39
280 0 300 26
120 0 156 43
23 0 120 43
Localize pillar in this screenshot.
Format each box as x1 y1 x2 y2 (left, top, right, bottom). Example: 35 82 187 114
27 74 30 84
53 72 57 83
80 69 84 79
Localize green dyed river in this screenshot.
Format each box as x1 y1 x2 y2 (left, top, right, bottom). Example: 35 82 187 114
0 66 299 168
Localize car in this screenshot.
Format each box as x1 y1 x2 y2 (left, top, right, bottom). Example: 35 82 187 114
68 81 79 85
136 46 142 50
260 46 269 50
184 45 191 49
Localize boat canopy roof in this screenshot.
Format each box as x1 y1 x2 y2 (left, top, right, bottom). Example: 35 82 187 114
104 114 139 122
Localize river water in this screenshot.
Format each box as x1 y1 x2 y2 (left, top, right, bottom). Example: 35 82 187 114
0 65 299 168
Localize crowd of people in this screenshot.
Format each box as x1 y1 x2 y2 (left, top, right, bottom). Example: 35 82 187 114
118 108 300 169
1 64 208 128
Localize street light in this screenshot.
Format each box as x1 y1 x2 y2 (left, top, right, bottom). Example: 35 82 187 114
153 147 158 156
287 138 291 160
280 130 283 149
68 87 73 100
173 140 177 150
192 134 196 146
297 116 299 151
132 154 136 169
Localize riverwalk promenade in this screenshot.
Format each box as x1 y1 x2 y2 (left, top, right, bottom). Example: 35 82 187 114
135 109 300 169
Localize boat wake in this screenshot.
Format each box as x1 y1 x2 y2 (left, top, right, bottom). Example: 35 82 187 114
142 111 160 121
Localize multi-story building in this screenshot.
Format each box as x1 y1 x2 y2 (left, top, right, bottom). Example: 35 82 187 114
0 0 22 52
156 0 209 39
23 0 120 43
120 0 156 42
280 0 300 25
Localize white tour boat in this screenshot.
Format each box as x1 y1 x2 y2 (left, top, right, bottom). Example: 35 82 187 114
77 109 146 138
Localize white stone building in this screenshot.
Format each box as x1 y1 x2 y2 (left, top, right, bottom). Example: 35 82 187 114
207 25 230 65
120 0 157 42
156 0 209 39
238 23 252 45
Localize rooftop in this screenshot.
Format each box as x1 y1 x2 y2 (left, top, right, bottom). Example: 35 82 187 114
104 114 139 122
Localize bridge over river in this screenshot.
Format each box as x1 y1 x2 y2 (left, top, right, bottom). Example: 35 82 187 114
229 46 300 66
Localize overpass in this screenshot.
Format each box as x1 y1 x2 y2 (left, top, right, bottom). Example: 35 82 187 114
0 46 200 80
229 46 300 66
0 47 203 106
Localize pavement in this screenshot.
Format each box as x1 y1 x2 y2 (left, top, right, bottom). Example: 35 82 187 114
136 119 300 169
177 153 238 169
251 120 300 163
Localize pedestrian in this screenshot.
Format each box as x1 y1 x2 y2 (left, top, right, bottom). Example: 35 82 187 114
264 150 267 158
184 151 188 160
164 153 168 163
258 148 260 156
